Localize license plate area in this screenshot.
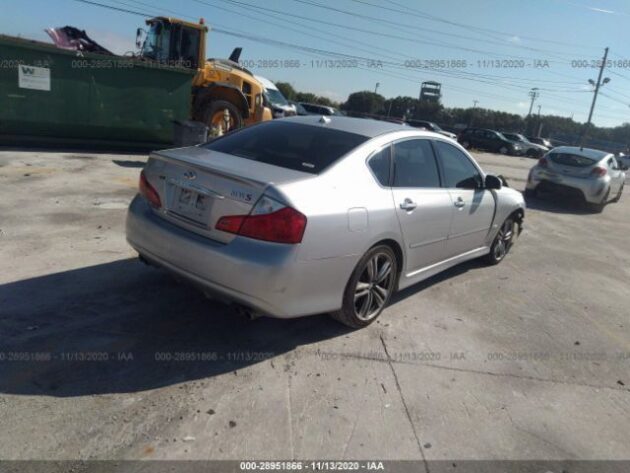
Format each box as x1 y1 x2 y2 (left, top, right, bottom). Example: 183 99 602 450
168 184 212 225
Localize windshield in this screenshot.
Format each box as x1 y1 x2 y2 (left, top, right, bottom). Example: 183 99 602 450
504 133 525 142
549 153 596 167
265 88 289 106
141 21 171 62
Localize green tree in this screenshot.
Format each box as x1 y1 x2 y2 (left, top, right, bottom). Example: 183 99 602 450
342 91 385 115
275 82 296 101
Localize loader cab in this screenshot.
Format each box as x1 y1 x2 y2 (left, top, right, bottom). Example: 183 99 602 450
139 17 206 69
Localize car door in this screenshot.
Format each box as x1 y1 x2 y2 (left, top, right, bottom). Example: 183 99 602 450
390 138 453 273
433 140 496 258
472 129 486 149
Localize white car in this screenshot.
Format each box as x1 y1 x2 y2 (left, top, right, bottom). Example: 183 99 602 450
255 75 297 118
526 146 625 212
616 153 630 170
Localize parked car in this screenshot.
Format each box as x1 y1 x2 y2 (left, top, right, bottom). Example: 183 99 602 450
458 128 524 155
127 116 525 328
526 136 554 148
407 120 457 139
299 102 342 116
255 75 297 118
615 152 630 170
502 132 549 158
288 100 309 116
525 146 626 212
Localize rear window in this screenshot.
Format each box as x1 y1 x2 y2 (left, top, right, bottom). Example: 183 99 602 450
549 153 596 167
202 121 368 174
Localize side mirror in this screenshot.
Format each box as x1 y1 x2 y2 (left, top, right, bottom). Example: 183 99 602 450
485 174 502 190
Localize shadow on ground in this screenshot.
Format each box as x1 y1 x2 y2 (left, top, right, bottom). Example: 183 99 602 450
0 259 350 397
112 159 146 168
524 192 596 215
0 252 495 398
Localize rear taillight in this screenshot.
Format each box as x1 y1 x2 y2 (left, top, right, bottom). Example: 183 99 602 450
590 167 607 177
538 157 548 168
139 170 161 208
216 195 307 244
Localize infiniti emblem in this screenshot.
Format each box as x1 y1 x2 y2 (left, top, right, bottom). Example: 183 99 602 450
183 170 197 180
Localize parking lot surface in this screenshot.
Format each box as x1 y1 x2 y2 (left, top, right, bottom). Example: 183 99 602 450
1 148 629 462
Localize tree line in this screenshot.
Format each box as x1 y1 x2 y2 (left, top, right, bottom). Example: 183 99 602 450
276 83 630 148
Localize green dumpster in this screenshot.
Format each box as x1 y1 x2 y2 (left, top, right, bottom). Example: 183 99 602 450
0 34 194 148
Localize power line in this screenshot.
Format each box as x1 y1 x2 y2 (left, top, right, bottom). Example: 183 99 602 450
346 0 593 60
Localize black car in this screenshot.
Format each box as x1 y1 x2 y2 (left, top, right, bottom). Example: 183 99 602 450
407 119 458 139
458 128 524 156
299 102 343 116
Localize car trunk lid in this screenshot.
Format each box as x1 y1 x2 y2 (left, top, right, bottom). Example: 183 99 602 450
143 146 313 243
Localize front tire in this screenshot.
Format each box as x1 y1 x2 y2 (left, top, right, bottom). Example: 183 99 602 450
200 100 243 133
330 245 398 329
499 146 509 155
485 218 515 265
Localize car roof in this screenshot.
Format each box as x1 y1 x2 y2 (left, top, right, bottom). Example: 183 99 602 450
550 146 612 160
276 115 410 138
253 75 277 90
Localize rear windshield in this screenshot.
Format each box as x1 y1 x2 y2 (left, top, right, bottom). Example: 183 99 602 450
202 121 368 174
549 153 596 167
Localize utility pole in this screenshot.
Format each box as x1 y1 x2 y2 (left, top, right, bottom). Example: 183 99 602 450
527 88 539 117
374 82 380 94
470 100 478 127
526 88 539 135
581 47 610 146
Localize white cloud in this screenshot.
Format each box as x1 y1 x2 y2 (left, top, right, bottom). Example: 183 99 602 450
507 36 522 43
516 101 529 109
588 7 614 14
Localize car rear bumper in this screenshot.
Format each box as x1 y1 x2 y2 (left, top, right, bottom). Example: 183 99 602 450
126 196 352 318
527 170 609 204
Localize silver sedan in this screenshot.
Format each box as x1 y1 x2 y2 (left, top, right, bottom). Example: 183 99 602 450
126 116 525 328
525 146 626 212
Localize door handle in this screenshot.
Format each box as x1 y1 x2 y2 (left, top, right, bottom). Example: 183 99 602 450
454 196 466 208
400 198 417 211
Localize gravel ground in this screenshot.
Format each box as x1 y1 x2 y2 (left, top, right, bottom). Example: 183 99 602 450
0 147 629 465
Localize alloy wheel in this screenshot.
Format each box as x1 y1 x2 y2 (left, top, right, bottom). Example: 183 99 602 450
353 252 395 321
493 219 514 261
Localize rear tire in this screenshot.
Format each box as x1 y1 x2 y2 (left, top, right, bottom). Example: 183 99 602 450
485 218 515 265
200 100 243 133
589 189 610 213
499 146 509 155
330 245 398 329
612 184 624 202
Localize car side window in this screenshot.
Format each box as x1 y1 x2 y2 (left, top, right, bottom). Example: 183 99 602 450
392 139 441 188
434 141 482 189
368 146 391 186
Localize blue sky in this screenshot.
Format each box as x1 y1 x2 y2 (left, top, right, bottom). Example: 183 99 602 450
4 0 630 127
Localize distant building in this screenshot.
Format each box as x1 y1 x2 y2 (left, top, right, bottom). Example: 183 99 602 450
420 81 441 102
